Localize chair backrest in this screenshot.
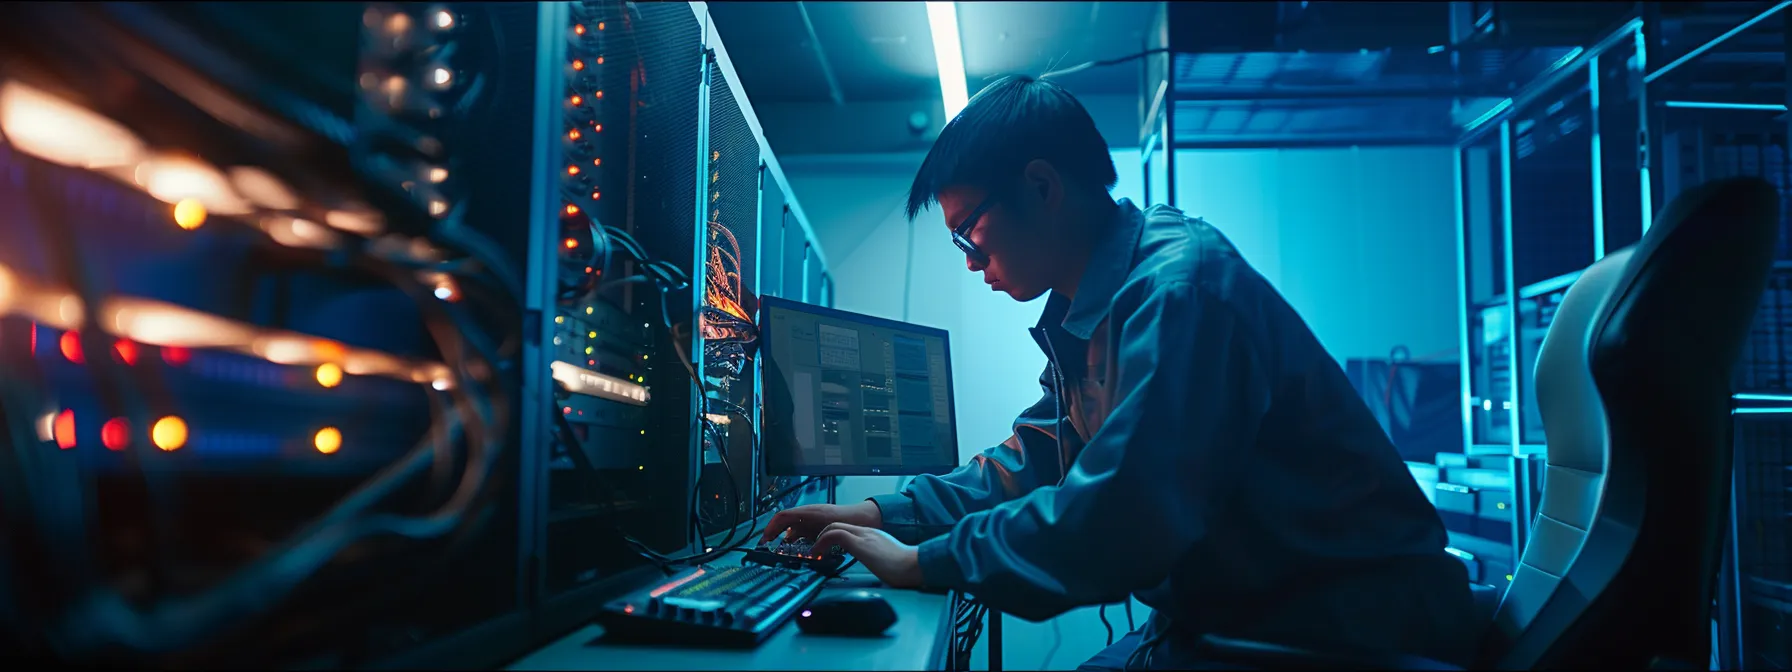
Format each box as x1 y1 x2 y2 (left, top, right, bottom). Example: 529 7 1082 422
1484 177 1780 669
1481 247 1633 667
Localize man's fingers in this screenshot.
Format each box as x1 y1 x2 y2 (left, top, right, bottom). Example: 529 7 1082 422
814 528 855 555
819 522 865 537
761 511 795 542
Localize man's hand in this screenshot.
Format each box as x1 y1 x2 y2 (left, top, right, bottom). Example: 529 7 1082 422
815 523 923 589
759 501 884 544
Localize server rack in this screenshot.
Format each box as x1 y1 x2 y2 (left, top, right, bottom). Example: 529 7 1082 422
689 1 836 550
0 2 547 667
1442 3 1792 666
1636 3 1792 668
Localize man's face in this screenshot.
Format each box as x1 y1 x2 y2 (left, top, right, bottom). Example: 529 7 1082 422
937 179 1063 303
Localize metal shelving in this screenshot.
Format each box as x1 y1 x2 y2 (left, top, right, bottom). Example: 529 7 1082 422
1137 7 1792 657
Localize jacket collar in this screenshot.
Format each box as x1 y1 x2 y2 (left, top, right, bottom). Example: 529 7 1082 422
1053 199 1144 340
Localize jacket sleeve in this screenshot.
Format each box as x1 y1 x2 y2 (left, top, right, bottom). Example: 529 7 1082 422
913 281 1273 621
866 365 1072 546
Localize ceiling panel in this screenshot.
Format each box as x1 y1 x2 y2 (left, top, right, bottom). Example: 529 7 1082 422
958 1 1156 97
707 2 835 102
710 1 1156 105
806 1 938 101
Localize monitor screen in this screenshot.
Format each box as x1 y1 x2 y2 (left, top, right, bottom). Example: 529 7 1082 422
758 296 959 477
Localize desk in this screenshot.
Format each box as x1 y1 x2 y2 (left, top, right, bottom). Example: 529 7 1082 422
506 568 956 671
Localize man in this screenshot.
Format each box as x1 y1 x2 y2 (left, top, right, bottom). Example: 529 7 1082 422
761 75 1479 670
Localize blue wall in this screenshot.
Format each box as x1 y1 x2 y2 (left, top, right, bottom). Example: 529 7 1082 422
782 145 1460 669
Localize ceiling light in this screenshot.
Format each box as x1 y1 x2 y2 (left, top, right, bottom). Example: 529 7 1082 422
925 2 969 120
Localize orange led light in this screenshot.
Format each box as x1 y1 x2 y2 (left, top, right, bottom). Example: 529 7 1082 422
53 410 76 450
173 199 207 230
567 165 580 176
315 363 344 388
592 158 602 167
568 129 582 141
151 416 187 451
565 204 581 216
59 332 82 363
591 190 601 200
594 90 604 99
101 418 129 451
570 95 583 106
314 427 342 454
597 21 605 30
596 56 605 64
574 24 586 35
114 339 138 366
571 60 585 71
564 238 579 249
593 123 603 132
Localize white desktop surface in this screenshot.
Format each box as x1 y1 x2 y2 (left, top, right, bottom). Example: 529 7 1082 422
505 570 953 671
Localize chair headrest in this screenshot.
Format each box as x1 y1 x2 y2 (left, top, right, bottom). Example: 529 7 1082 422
1590 177 1779 393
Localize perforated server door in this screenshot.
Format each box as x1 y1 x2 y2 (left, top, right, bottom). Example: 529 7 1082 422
695 45 761 538
538 1 708 601
1507 76 1595 291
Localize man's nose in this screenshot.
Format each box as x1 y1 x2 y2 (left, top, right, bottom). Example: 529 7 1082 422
966 255 986 272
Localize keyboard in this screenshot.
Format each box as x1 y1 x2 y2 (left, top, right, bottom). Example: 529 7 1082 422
596 564 826 647
744 538 852 574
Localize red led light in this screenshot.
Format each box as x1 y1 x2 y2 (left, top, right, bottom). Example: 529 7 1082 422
101 418 130 451
593 123 603 132
59 332 82 363
596 56 605 65
563 406 572 415
572 60 585 71
53 409 76 450
565 204 580 216
162 347 192 366
114 339 138 366
28 322 36 356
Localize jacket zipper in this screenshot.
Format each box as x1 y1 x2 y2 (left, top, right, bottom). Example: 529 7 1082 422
1032 326 1070 483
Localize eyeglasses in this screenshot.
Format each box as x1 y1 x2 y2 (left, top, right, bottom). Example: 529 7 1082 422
952 196 998 267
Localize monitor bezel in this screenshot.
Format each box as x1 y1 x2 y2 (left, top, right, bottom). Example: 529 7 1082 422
756 295 961 477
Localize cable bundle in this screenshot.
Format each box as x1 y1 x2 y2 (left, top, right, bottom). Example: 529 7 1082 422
0 3 524 663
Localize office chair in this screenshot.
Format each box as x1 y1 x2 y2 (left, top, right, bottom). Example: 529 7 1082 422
1193 176 1781 670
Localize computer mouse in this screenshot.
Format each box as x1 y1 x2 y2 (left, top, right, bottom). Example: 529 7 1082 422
793 589 898 637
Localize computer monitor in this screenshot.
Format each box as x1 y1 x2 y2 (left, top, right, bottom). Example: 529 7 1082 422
758 296 960 477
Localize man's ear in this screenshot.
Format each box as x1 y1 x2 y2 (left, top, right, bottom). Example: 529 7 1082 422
1022 159 1064 209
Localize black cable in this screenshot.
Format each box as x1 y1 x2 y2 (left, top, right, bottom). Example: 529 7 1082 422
1124 598 1136 632
1099 603 1115 646
1039 48 1172 80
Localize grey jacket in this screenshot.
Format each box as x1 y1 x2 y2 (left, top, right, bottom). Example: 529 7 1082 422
868 200 1474 665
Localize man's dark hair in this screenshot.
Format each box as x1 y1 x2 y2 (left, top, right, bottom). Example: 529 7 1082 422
904 75 1118 221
